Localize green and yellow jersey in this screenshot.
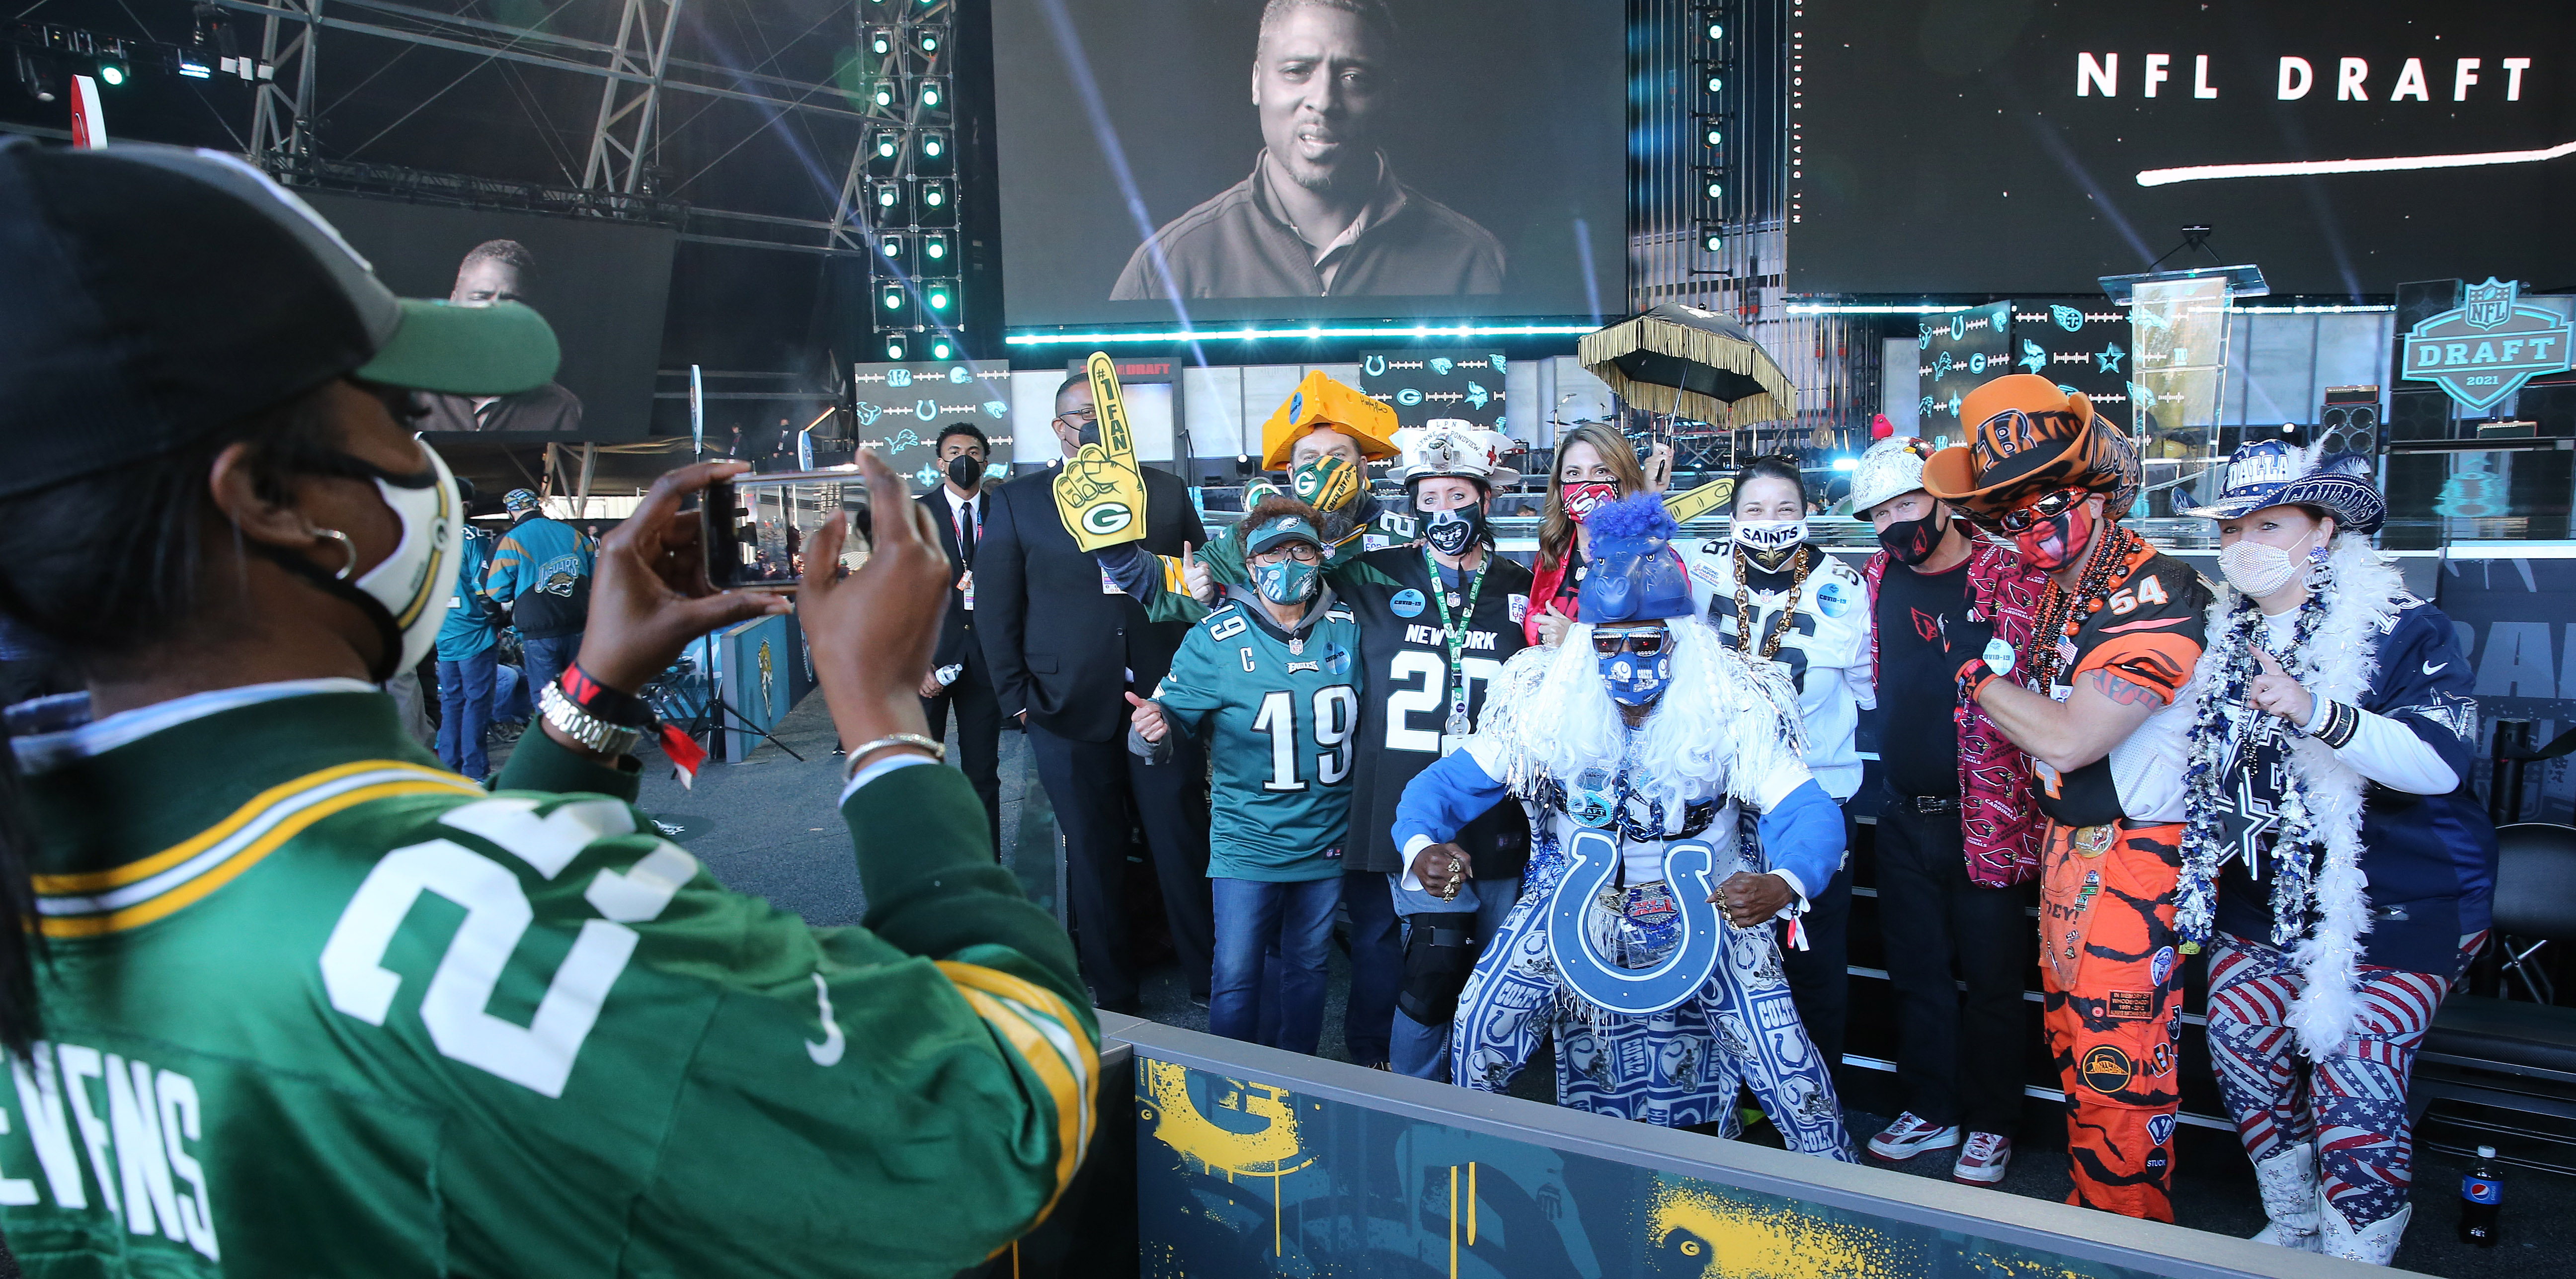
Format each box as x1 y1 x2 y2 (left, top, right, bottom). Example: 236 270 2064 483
0 681 1093 1278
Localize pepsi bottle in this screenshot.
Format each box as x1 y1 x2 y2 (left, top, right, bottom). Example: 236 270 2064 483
2458 1146 2501 1247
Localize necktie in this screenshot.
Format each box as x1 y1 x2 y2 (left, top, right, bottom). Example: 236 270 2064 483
956 498 977 566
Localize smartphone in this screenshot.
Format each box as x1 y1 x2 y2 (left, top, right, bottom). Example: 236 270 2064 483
701 469 872 592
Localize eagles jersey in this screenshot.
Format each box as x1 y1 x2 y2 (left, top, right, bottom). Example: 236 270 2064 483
1151 596 1366 882
1 685 1094 1278
1337 547 1535 876
1685 543 1876 800
2030 545 2211 828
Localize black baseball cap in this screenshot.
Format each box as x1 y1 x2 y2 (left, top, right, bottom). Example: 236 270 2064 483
0 137 560 498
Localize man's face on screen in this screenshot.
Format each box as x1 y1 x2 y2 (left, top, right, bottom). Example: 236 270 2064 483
1252 4 1384 193
450 257 526 307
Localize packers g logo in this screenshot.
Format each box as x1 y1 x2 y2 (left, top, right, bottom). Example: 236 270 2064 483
1082 503 1133 536
2079 1044 2134 1095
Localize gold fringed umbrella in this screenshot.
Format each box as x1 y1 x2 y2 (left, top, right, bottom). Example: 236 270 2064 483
1578 303 1796 427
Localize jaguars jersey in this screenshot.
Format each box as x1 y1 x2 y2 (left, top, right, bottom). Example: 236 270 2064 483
1685 542 1876 800
2032 545 2211 828
1337 547 1536 876
0 686 1093 1278
1152 597 1367 882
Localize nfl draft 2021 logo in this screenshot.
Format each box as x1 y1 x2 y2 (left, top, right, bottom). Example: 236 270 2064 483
2401 278 2575 413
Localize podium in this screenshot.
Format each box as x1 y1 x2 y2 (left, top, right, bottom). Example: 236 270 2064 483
2099 263 2269 515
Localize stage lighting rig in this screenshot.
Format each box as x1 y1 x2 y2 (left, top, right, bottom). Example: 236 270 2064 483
884 331 909 360
879 232 916 273
1698 226 1724 253
916 76 946 111
917 178 955 226
871 179 907 223
12 46 56 102
95 39 127 86
921 278 958 318
867 129 902 175
914 129 951 174
920 232 951 265
877 277 914 323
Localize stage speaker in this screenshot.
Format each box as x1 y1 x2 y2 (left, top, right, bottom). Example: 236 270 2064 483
2394 279 2463 336
2318 385 2382 456
2514 379 2576 437
2389 388 2455 442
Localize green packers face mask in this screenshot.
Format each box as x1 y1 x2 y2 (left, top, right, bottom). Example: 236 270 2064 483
1289 455 1363 512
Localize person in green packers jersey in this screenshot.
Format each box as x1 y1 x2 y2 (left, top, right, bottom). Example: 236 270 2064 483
0 140 1094 1278
1127 500 1362 1055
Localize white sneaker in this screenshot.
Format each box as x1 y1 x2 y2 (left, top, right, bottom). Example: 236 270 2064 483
1951 1131 2012 1185
1866 1112 1964 1162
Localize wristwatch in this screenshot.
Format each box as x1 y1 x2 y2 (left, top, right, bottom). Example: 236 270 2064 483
540 679 646 758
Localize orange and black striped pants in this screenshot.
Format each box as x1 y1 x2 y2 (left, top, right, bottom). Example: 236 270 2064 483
2037 819 2185 1222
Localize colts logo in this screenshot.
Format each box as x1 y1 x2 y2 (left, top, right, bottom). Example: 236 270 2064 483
1362 354 1388 376
1542 830 1724 1016
1082 503 1133 537
915 399 939 421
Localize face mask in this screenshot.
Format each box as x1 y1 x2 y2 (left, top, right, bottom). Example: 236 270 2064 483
946 453 983 489
262 444 464 683
1561 481 1619 524
1598 647 1673 706
1877 507 1949 567
1290 455 1363 512
1422 504 1488 557
2013 501 2095 573
2219 532 2320 597
1252 556 1320 605
1733 517 1808 570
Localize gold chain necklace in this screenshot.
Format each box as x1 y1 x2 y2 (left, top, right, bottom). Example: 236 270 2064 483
1732 542 1814 662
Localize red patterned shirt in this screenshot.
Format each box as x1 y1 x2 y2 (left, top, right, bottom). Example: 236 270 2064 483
1863 538 2049 887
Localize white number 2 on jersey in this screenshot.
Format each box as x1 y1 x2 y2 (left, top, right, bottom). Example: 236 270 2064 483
1383 650 1504 753
320 798 695 1098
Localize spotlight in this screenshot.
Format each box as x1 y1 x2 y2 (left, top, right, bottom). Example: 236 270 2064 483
1703 176 1723 200
878 279 913 322
917 31 939 54
1702 123 1722 148
879 232 916 273
917 178 955 225
917 76 946 110
929 336 954 360
884 331 909 360
872 78 893 108
95 40 128 87
1703 72 1722 93
921 232 951 264
922 279 956 314
1699 226 1723 253
914 128 951 174
868 27 893 57
1706 19 1724 40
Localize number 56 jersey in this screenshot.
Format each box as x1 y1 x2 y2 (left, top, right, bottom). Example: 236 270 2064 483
1 686 1095 1279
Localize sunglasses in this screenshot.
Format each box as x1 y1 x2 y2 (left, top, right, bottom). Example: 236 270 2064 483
1592 627 1669 657
1992 487 2092 534
1249 543 1322 565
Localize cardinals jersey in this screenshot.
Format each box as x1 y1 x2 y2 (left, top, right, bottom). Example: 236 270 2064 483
1686 542 1876 800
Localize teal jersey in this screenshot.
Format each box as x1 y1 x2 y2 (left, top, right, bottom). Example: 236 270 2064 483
0 687 1095 1278
1152 597 1365 881
433 526 499 662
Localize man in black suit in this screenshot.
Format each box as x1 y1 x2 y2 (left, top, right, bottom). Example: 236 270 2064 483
918 422 1004 854
978 373 1213 1013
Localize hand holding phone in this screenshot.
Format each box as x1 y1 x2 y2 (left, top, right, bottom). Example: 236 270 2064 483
572 460 793 695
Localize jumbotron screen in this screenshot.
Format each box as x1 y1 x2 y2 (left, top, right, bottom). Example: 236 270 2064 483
990 0 1624 328
1792 1 2576 296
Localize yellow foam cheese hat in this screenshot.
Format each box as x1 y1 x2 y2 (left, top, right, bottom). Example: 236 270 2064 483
1258 370 1401 471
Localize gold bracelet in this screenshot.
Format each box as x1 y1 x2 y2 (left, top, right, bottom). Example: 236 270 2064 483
841 733 945 781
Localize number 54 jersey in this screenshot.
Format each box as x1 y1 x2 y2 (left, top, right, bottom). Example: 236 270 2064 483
0 687 1095 1278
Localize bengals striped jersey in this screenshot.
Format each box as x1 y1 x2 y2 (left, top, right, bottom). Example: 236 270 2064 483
2031 547 2212 828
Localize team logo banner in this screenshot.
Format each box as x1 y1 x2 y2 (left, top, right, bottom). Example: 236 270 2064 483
2401 278 2575 413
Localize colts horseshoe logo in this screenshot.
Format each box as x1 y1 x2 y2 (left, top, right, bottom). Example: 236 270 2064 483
1543 829 1725 1016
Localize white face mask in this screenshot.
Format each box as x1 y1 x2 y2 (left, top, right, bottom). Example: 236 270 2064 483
356 444 465 678
2218 531 2316 598
1732 517 1808 555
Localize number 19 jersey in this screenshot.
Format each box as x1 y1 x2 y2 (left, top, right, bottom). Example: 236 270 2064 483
1152 599 1366 882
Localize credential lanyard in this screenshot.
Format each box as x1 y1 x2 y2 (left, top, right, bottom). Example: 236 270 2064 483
1424 548 1490 743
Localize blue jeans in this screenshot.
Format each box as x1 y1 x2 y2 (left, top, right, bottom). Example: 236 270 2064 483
1339 867 1402 1067
1389 873 1522 1079
434 650 498 778
520 632 582 707
1210 876 1341 1054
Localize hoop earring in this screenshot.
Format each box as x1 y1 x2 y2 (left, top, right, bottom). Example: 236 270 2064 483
312 527 358 581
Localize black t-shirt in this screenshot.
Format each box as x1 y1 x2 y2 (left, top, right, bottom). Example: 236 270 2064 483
1874 557 1975 797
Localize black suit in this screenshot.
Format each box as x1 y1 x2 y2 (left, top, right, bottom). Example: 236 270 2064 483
917 486 1003 855
977 465 1212 1009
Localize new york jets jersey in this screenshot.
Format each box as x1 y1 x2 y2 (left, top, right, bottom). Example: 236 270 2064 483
1685 542 1876 800
1151 596 1365 882
1337 547 1535 876
0 685 1093 1278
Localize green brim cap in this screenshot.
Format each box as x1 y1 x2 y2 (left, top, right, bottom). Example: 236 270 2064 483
353 299 561 396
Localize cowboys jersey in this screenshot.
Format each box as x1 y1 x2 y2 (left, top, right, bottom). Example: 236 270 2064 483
1685 542 1876 800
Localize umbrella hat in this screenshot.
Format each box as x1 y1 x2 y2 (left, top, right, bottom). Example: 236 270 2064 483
1578 304 1795 426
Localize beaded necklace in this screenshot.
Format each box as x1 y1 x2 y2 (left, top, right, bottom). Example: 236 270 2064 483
1732 542 1815 662
2026 524 2144 692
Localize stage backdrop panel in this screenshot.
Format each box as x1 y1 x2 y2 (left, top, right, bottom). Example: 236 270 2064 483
990 0 1623 328
299 191 674 442
850 359 1012 491
1794 1 2576 296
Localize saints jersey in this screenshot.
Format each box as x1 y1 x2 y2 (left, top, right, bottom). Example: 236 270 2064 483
1337 546 1535 876
1152 597 1366 882
2031 546 2211 828
1685 542 1876 800
0 686 1094 1278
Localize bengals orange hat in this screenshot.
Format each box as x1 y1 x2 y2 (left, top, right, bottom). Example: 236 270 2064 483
1922 373 2141 522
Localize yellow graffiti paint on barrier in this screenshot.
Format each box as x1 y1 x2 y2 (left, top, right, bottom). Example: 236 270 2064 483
1647 1180 1922 1279
1139 1058 1315 1177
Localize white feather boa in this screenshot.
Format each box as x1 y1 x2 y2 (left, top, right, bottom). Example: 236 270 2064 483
2180 535 2400 1056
